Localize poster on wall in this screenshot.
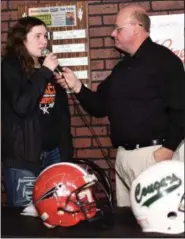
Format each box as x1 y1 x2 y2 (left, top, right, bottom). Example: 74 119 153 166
28 5 77 27
150 13 184 160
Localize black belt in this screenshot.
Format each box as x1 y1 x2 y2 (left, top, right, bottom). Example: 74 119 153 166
122 139 165 150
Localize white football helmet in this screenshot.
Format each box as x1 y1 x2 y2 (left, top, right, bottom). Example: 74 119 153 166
130 160 184 234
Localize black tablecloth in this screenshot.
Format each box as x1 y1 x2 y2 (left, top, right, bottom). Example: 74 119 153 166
1 206 184 238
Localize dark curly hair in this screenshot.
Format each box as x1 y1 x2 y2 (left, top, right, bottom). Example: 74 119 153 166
5 16 48 74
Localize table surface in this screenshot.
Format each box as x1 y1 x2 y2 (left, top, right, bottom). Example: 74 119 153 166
1 206 184 238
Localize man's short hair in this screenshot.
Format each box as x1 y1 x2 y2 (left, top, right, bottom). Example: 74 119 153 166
131 10 151 32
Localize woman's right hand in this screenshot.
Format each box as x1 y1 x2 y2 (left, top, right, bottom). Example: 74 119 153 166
42 53 59 72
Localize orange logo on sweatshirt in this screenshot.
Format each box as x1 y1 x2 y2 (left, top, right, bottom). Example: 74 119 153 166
40 83 56 114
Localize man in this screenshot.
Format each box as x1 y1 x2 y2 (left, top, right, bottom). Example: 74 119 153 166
56 5 185 207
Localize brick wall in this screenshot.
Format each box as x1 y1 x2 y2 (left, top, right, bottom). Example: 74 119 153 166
1 0 184 204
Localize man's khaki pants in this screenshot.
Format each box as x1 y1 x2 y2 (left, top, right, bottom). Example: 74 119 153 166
115 145 180 207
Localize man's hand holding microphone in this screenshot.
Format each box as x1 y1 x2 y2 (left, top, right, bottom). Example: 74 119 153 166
54 68 82 93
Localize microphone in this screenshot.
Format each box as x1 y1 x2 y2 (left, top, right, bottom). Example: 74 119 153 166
41 48 50 57
41 48 63 74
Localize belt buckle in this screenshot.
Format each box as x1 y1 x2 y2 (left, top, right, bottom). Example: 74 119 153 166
152 139 157 145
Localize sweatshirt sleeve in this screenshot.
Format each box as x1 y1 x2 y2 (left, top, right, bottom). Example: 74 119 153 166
2 56 53 117
57 86 74 161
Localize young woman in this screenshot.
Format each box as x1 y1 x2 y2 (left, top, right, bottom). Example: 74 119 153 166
1 17 73 207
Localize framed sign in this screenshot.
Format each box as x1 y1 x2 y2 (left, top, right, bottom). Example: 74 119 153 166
18 1 91 89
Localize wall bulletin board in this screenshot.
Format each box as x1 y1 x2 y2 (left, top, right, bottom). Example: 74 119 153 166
18 1 91 89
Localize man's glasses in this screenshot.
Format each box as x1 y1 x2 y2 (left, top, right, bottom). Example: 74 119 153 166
114 22 143 33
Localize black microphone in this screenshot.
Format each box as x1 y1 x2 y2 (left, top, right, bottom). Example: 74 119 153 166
41 48 63 74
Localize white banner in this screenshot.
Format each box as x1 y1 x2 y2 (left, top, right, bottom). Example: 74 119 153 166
150 14 184 161
150 14 184 64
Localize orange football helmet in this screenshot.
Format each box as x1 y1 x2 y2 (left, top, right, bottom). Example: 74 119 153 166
33 160 113 228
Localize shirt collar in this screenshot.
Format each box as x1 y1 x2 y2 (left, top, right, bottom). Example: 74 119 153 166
132 37 153 59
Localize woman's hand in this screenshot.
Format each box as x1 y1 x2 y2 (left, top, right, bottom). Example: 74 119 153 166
43 53 59 72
